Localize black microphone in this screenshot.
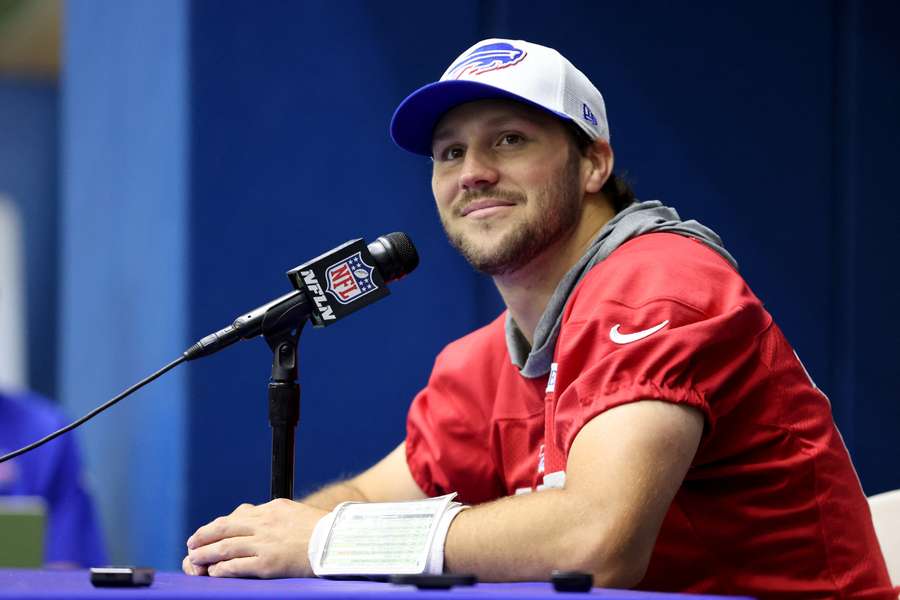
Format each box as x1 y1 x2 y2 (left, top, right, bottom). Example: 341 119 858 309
184 232 418 361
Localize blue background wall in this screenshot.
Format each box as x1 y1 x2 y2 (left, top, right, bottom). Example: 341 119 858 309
29 0 899 569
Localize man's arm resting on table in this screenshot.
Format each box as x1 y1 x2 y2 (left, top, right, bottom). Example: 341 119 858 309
183 441 425 577
301 442 426 509
444 400 703 588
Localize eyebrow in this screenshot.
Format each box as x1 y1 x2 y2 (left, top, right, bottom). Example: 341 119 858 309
432 113 536 145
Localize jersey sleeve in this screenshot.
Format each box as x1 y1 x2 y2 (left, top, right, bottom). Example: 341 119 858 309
551 234 773 456
406 328 506 505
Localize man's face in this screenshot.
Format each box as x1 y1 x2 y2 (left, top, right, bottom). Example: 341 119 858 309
430 99 584 276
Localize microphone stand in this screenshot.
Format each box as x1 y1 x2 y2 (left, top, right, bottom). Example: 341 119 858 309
265 326 302 500
258 290 311 500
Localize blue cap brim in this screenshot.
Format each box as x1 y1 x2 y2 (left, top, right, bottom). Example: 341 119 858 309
389 80 571 156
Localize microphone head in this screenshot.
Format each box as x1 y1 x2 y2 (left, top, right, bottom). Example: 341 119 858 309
368 232 419 282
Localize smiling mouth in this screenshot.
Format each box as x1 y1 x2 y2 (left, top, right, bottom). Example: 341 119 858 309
459 199 517 217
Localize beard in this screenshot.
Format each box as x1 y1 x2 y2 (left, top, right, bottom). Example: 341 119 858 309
439 150 583 276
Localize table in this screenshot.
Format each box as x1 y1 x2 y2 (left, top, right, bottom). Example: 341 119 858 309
0 569 753 600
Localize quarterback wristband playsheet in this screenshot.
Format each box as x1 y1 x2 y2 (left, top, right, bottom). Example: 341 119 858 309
308 493 466 576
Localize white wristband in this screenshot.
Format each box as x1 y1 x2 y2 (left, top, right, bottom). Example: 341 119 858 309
307 495 467 577
425 504 467 574
307 508 338 575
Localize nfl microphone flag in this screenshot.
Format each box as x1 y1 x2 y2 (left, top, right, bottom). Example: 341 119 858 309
288 239 390 327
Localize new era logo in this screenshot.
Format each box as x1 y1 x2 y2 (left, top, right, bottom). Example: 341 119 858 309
582 103 598 126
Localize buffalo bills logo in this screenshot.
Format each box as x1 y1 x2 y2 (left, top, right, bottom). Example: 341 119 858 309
325 252 378 305
446 42 527 79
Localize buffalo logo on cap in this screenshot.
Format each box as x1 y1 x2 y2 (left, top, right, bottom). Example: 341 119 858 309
446 42 527 80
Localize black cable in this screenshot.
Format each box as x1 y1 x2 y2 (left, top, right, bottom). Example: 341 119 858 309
0 355 187 464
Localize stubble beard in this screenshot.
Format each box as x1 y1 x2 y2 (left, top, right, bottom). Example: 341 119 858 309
440 152 583 276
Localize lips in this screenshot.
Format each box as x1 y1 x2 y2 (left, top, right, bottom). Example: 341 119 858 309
459 198 517 217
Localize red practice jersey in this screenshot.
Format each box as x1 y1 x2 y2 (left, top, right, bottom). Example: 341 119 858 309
406 233 893 598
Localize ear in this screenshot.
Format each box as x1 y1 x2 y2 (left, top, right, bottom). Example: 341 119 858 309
583 140 614 194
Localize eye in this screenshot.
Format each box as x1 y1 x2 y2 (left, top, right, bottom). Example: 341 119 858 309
498 133 524 147
435 145 465 162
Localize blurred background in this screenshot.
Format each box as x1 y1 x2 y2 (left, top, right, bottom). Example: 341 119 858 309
1 0 897 571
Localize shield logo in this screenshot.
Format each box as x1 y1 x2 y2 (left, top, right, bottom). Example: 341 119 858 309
325 252 378 305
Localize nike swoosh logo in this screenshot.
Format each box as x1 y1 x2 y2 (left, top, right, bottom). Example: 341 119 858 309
609 320 670 345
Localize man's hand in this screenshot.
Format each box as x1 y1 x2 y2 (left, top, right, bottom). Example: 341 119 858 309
182 498 327 578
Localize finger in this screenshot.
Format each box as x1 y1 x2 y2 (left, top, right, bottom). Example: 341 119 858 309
181 555 208 576
187 516 253 549
188 536 256 566
207 556 265 578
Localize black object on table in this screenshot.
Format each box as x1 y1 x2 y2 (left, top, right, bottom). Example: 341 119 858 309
550 571 593 592
89 567 155 587
389 574 478 590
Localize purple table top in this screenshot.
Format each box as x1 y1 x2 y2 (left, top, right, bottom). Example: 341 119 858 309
0 569 753 600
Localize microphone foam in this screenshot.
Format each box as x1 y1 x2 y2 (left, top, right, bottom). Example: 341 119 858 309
371 232 419 282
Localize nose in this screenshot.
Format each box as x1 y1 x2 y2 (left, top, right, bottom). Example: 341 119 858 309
458 149 499 191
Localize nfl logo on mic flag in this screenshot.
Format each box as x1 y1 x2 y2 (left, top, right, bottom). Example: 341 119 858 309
288 239 389 327
326 252 377 304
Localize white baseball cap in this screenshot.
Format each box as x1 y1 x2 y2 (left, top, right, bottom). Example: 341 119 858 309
390 38 610 156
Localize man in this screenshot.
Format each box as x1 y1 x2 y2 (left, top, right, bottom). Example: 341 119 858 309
184 39 893 597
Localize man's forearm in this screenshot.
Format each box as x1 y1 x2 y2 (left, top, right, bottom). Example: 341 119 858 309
443 403 702 587
444 489 640 587
299 479 369 511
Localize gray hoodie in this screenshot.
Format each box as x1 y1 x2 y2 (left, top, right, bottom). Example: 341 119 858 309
506 200 738 378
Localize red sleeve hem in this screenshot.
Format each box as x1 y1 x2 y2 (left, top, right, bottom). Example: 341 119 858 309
405 423 438 498
561 380 713 456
